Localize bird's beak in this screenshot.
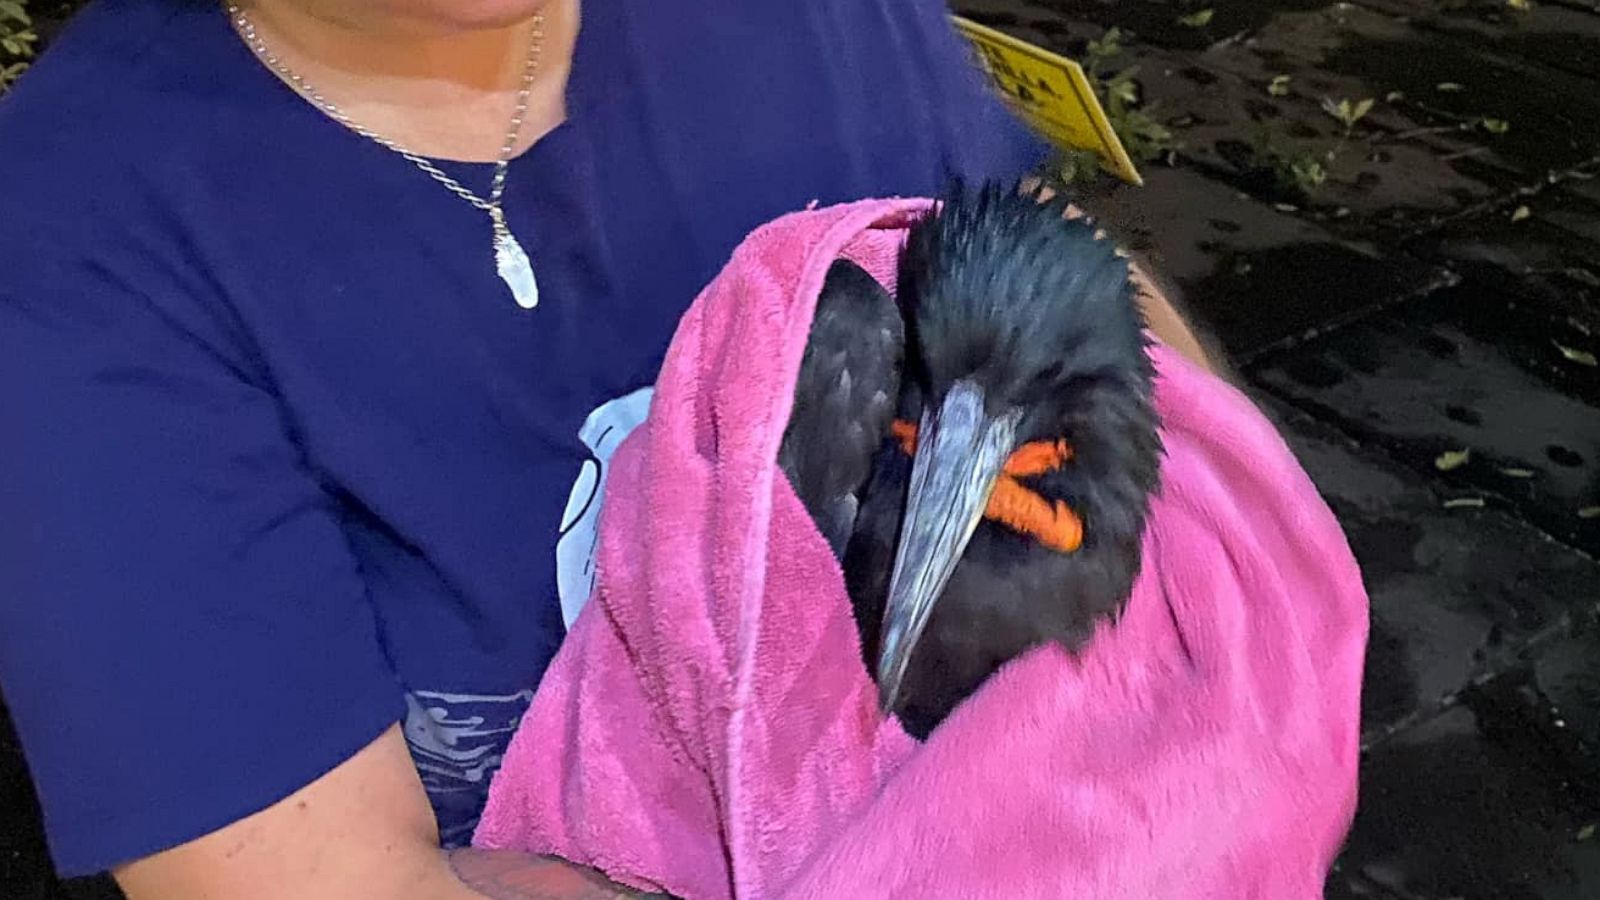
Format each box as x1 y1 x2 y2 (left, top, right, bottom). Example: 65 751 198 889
877 379 1017 717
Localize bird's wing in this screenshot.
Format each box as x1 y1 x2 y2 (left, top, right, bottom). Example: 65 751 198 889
777 258 905 560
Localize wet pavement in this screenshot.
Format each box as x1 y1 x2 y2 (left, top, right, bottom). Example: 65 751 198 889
956 0 1600 895
4 1 1600 897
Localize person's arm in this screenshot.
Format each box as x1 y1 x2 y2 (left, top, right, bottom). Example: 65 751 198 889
0 234 647 898
111 725 647 900
1127 259 1227 377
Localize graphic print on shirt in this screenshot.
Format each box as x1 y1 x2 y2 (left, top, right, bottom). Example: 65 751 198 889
403 688 535 847
405 390 652 845
554 387 655 629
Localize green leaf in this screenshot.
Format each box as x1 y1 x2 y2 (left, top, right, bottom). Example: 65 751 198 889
1086 27 1124 64
1322 97 1375 128
1511 205 1531 222
1268 75 1292 97
1555 342 1599 366
0 62 26 90
1178 8 1215 27
1435 449 1472 471
1436 82 1465 92
1481 117 1511 134
1579 506 1600 520
1055 148 1106 186
1135 118 1173 143
1500 468 1537 478
1288 156 1327 192
1507 0 1533 10
1579 823 1597 842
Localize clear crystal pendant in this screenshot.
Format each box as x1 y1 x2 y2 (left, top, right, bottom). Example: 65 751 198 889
491 209 539 310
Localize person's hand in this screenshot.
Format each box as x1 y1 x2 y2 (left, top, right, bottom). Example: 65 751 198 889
112 724 652 899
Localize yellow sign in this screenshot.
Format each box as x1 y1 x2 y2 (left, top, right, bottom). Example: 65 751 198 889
951 16 1143 186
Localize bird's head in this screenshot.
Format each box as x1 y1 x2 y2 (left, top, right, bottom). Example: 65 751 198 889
875 182 1162 715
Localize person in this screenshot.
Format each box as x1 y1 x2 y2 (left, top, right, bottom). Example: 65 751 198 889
0 0 1212 896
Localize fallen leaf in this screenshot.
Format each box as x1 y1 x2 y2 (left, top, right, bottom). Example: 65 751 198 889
1352 98 1376 122
1437 82 1465 92
1178 8 1215 27
1565 267 1600 288
1444 498 1486 509
1386 91 1405 103
1578 824 1597 842
1581 507 1600 520
1481 117 1511 134
1435 449 1472 471
1274 202 1300 212
1268 75 1292 97
1555 342 1599 366
1511 205 1531 222
1500 468 1537 479
1507 0 1533 10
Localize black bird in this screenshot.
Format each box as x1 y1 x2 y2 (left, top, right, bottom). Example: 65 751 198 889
778 182 1162 740
778 258 906 560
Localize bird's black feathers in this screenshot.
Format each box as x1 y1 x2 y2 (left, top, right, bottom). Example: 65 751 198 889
779 182 1163 740
778 259 905 557
899 182 1151 440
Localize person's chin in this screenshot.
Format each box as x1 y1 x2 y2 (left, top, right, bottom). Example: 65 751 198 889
418 0 554 31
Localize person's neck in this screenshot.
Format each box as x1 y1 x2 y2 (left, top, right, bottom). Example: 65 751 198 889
234 0 576 162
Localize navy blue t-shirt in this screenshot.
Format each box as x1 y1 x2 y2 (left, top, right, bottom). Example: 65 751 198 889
0 0 1046 876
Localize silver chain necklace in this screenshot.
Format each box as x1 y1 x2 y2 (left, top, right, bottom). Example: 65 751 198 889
227 3 547 309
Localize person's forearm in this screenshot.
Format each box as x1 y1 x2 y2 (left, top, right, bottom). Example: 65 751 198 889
1127 260 1226 377
446 847 670 900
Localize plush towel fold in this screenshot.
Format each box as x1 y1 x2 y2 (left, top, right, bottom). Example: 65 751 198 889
473 197 1369 900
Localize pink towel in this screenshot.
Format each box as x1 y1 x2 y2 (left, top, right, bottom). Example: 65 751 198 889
473 198 1370 899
